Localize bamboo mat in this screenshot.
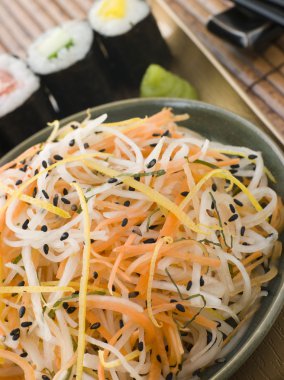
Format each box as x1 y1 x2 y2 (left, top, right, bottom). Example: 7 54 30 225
166 0 284 140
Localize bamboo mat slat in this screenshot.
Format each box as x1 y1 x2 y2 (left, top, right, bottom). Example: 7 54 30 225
168 0 284 138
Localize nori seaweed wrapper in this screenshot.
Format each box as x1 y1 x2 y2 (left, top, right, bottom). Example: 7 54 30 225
0 86 56 155
95 12 171 86
41 40 113 117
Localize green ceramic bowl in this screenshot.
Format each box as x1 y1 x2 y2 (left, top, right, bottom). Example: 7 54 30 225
1 98 283 379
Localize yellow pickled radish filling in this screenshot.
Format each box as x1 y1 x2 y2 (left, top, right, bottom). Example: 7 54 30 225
98 0 126 19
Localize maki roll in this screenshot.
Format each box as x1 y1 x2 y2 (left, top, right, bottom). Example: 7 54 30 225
0 54 55 154
88 0 171 86
27 20 113 117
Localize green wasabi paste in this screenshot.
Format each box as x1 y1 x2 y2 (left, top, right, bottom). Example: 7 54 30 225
140 64 198 100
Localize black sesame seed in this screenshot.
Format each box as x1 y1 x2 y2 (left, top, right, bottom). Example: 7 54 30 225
66 306 76 314
107 177 118 183
20 351 28 357
71 204 78 211
228 214 238 222
19 306 26 318
53 194 59 206
165 345 169 352
156 354 161 363
42 160 48 169
129 186 135 191
54 154 63 161
32 187 37 198
69 139 75 147
63 302 69 310
84 143 89 149
60 232 69 241
234 198 243 207
200 276 205 286
124 200 130 207
18 280 25 286
146 159 157 169
152 133 161 137
90 239 95 243
43 244 49 255
15 179 22 186
207 331 213 344
112 285 116 292
134 176 140 182
34 169 39 175
150 143 157 147
41 225 48 232
170 299 178 303
22 219 29 230
42 190 49 199
230 164 240 169
248 154 257 160
63 188 68 195
21 321 32 328
166 373 173 380
42 375 51 380
137 341 144 352
121 218 128 227
176 303 185 312
90 322 101 330
230 169 238 174
143 238 156 244
99 148 106 152
181 191 189 197
162 130 171 137
93 271 98 279
149 224 158 230
229 204 236 213
10 328 20 336
242 242 250 246
119 319 124 328
61 197 71 204
128 291 140 298
20 164 28 173
212 183 217 192
12 333 20 341
186 280 192 291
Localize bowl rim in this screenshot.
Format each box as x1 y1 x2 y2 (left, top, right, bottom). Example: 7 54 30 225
0 97 283 380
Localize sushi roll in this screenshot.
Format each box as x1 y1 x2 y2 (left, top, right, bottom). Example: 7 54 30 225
27 20 113 117
0 54 55 154
88 0 171 86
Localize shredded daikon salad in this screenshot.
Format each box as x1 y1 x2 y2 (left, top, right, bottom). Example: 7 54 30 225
0 109 283 380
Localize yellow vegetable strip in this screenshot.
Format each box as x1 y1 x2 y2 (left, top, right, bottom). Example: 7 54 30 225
0 182 70 219
72 182 91 380
84 160 206 234
0 286 74 294
0 152 109 219
99 345 151 369
180 168 262 212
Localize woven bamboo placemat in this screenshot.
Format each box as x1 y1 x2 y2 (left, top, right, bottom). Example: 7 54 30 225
0 1 283 379
165 0 284 141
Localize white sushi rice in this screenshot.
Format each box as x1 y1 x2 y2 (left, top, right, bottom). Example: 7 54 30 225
88 0 150 37
27 20 93 75
0 54 39 118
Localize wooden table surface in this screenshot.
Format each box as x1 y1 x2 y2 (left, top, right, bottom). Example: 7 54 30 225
0 1 283 379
